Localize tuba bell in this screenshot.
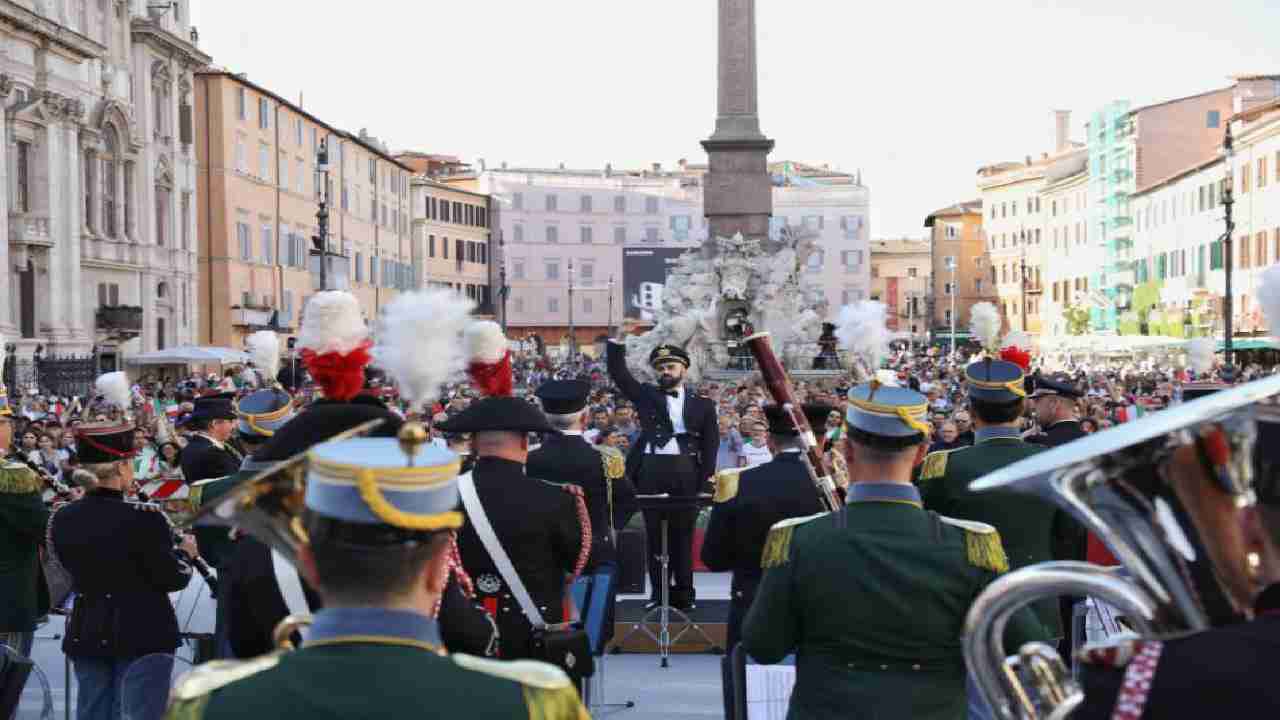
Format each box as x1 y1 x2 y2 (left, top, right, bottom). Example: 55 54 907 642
962 373 1280 720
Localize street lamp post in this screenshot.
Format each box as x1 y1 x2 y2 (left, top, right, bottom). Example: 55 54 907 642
946 256 957 357
312 138 331 291
499 234 509 334
1221 122 1236 372
1020 230 1029 333
607 274 615 339
567 259 575 360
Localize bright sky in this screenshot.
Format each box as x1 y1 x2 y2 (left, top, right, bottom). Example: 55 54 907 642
192 0 1280 239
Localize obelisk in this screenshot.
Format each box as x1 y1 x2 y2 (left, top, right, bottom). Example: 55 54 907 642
701 0 775 243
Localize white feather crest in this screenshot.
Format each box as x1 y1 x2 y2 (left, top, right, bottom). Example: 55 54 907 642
96 371 132 410
1002 330 1031 350
834 301 890 370
970 302 1001 351
1257 264 1280 339
463 320 508 364
1186 337 1215 375
246 330 281 383
297 291 368 355
375 289 475 408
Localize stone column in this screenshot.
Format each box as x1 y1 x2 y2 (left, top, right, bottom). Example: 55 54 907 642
0 75 14 337
701 0 774 244
64 103 87 349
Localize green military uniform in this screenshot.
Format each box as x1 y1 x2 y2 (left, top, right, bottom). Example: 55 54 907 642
0 460 50 637
917 358 1062 638
741 382 1043 720
170 632 587 720
164 320 589 720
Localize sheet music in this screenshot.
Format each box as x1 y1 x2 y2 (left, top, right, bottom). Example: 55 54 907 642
745 664 794 720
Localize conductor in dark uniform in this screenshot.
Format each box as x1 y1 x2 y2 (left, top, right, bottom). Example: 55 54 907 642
52 422 196 720
180 393 243 491
701 403 833 652
528 379 636 571
439 397 588 660
606 340 718 609
1025 373 1087 449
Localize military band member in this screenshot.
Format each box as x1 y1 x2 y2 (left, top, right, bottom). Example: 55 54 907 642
917 359 1060 641
701 403 833 653
1073 405 1280 719
606 340 718 610
529 379 637 571
0 411 49 666
165 426 588 720
1025 373 1087 449
53 422 196 720
180 393 244 493
440 397 589 660
742 383 1043 720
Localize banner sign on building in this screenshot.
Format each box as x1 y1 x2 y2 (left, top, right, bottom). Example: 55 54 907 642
622 247 688 321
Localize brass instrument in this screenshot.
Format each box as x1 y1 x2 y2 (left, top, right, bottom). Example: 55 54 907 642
962 373 1280 720
743 332 842 511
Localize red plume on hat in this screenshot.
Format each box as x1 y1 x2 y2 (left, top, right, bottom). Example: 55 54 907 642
295 291 372 402
999 330 1033 372
463 320 512 398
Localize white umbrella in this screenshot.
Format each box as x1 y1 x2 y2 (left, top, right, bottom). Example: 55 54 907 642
126 346 251 366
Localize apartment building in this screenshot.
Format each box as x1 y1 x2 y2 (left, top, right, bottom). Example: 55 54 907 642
1087 77 1279 330
194 70 413 349
1039 149 1095 336
869 238 930 337
923 200 993 340
472 160 871 347
1129 100 1280 338
1 0 209 373
408 175 493 311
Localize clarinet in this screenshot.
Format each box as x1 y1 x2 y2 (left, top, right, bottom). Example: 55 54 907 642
132 491 220 596
743 332 843 512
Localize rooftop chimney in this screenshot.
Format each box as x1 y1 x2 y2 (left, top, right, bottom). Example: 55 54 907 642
678 158 688 170
652 162 662 173
1053 110 1071 154
478 158 486 171
604 162 613 177
1025 155 1033 166
501 161 508 170
559 162 566 170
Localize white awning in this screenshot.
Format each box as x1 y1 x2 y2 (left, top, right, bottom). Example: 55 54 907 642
125 346 250 366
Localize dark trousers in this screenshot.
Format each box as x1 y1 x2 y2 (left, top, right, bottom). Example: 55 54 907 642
637 454 699 608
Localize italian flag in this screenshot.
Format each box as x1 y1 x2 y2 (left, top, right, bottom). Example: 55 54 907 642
1115 404 1146 424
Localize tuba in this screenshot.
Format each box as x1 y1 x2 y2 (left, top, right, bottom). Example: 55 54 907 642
962 373 1280 720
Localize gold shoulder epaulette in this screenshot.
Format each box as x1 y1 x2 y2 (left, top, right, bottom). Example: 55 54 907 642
712 468 743 503
595 445 626 481
453 655 587 720
0 465 41 494
169 654 281 704
918 449 953 481
451 654 572 690
760 512 827 569
937 515 1008 573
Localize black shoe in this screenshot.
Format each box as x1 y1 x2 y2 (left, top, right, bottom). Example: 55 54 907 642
675 602 697 612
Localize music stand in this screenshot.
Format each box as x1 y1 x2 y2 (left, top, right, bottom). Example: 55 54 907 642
616 493 721 667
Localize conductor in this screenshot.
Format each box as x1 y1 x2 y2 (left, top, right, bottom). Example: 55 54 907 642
606 339 717 610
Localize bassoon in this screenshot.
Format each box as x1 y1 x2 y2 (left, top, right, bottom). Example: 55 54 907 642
743 332 842 512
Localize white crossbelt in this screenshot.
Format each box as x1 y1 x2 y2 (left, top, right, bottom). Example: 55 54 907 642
271 548 312 640
457 471 549 629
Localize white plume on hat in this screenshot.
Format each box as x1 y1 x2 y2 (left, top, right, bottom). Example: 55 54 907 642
463 320 507 364
1002 330 1031 351
296 291 368 355
835 300 890 370
1186 337 1215 375
969 302 1001 352
875 369 900 387
96 371 132 411
1257 264 1280 339
375 289 474 409
246 330 281 384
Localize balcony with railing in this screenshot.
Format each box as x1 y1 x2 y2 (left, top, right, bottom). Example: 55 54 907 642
10 214 52 246
96 305 143 339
